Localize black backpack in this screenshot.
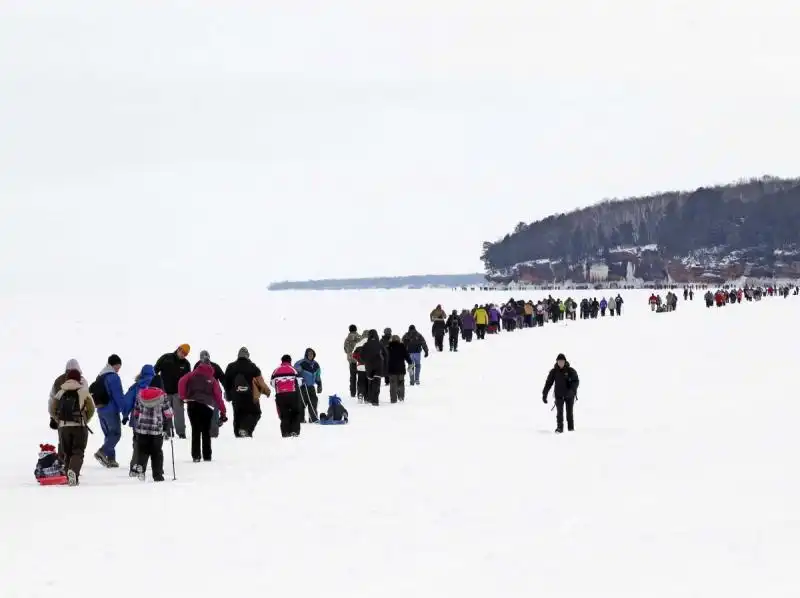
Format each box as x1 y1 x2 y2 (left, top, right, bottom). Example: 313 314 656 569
57 389 83 423
89 374 110 407
231 372 252 402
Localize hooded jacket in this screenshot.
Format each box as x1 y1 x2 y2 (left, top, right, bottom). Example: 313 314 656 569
95 365 126 414
179 363 226 415
542 361 580 400
386 340 413 375
122 364 157 422
295 349 322 388
460 311 476 330
359 331 386 375
474 307 489 326
49 379 96 428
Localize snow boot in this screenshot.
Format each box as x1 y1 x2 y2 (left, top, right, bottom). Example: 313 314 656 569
193 458 201 463
555 428 563 434
67 470 79 486
94 450 110 467
133 464 146 482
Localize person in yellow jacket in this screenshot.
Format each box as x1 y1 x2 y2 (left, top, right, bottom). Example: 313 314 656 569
48 369 96 486
523 301 534 328
474 305 489 339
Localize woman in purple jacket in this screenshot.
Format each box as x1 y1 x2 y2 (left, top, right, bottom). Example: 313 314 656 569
459 309 476 342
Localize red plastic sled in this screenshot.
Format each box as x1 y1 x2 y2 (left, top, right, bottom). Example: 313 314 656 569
38 476 68 486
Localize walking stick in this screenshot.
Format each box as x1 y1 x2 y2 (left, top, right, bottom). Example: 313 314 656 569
170 435 176 481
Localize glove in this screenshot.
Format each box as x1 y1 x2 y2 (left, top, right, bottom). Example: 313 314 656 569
121 416 128 426
424 353 429 358
316 383 322 394
219 414 228 425
163 421 174 438
49 417 58 430
542 395 548 404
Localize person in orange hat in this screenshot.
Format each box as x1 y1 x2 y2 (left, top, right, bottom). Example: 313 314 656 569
154 344 192 438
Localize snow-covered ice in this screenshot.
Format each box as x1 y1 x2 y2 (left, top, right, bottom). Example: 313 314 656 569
1 289 798 597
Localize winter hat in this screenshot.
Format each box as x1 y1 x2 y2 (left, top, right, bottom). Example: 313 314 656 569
383 327 392 336
556 353 567 362
238 347 250 359
199 350 211 363
281 354 292 364
409 325 416 332
178 344 191 355
349 324 357 333
108 354 122 367
66 369 81 382
65 358 82 374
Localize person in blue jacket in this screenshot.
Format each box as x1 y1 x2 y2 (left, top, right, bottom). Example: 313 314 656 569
92 354 126 468
123 364 157 476
295 348 322 423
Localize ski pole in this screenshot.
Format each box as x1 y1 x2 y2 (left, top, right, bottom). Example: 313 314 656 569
170 435 176 481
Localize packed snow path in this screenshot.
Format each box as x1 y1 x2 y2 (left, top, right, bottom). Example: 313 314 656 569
2 289 798 597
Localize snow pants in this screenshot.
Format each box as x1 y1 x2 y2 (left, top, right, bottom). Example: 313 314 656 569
463 329 474 342
276 392 304 437
448 331 459 351
169 393 186 437
59 426 88 477
357 370 367 398
476 324 486 339
349 362 358 398
366 372 382 405
187 402 213 461
233 397 261 438
300 385 319 422
388 374 406 403
97 408 121 459
434 333 444 352
135 434 164 480
555 396 575 432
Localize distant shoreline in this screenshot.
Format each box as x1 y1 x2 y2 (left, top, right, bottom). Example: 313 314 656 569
268 274 487 291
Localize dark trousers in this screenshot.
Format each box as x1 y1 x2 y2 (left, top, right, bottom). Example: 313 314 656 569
388 374 406 403
357 371 367 398
555 396 575 431
59 426 88 477
434 333 444 351
349 362 358 397
136 434 165 480
536 314 545 326
300 386 319 422
366 374 382 405
464 329 473 342
276 392 303 437
476 324 486 339
233 398 261 437
130 433 139 472
187 402 213 460
616 305 622 316
448 331 459 351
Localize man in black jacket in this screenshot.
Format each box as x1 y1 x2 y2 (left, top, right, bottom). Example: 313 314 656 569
224 347 271 438
194 350 225 438
154 344 192 439
542 353 580 433
445 310 461 352
359 330 386 406
402 325 429 386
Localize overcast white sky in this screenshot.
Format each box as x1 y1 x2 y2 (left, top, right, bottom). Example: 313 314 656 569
1 1 798 289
